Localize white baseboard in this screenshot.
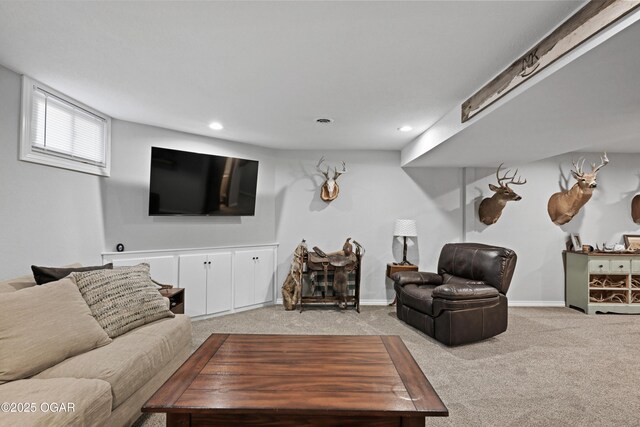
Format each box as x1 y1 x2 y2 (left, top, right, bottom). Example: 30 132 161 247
508 301 566 307
360 299 391 306
277 299 567 308
276 298 390 306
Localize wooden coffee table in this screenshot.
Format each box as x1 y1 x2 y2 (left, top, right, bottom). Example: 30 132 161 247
143 334 448 426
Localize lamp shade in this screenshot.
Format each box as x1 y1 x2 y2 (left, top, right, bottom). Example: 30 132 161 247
393 219 417 237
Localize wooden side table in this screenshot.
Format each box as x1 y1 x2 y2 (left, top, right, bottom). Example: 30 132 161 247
386 263 418 306
159 288 185 314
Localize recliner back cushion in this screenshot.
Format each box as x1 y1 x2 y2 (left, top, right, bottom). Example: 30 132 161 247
438 243 517 294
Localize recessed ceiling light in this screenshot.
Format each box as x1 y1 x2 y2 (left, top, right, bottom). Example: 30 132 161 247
315 118 334 124
209 122 224 130
398 125 413 132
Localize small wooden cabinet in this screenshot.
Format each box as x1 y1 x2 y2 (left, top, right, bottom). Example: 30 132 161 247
565 252 640 314
386 263 419 279
387 263 418 306
159 288 185 314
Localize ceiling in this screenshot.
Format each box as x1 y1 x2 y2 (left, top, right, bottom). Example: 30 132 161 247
404 13 640 167
0 0 583 151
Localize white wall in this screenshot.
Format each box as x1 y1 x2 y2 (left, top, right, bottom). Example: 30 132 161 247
4 58 639 306
274 150 462 302
102 120 276 251
465 152 640 304
0 65 106 278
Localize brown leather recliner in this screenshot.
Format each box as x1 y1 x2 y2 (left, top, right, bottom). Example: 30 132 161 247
392 243 517 346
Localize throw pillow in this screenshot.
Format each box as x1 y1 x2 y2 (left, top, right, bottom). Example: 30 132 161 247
0 278 112 382
69 264 174 338
31 263 114 285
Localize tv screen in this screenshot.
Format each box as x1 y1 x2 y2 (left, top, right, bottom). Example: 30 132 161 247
148 147 259 216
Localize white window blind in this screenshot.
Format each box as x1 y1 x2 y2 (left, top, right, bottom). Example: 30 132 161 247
20 76 111 176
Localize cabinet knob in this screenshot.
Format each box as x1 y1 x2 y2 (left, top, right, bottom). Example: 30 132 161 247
619 265 624 268
208 261 212 265
599 265 604 268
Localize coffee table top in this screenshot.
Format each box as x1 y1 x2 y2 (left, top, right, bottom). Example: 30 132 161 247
143 334 448 417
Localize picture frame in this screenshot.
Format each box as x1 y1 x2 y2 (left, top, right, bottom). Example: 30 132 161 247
623 234 640 251
570 234 582 252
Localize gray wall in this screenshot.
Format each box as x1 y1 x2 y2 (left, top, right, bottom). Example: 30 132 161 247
102 120 276 251
465 152 640 304
0 65 106 278
4 59 640 305
274 150 462 302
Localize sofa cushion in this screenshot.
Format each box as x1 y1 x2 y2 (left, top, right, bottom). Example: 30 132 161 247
0 273 36 293
433 282 499 300
0 278 112 382
31 263 113 285
0 378 112 427
69 264 174 338
1 263 82 293
441 273 487 287
392 271 442 287
396 284 436 315
34 314 192 408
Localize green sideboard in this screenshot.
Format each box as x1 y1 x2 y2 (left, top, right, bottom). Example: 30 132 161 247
565 251 640 314
565 252 640 314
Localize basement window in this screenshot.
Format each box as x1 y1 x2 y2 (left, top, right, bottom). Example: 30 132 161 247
19 76 111 176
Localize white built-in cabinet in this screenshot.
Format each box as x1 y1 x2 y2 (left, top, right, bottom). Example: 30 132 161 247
102 244 277 318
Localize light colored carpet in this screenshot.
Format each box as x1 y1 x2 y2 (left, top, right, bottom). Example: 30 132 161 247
135 305 640 426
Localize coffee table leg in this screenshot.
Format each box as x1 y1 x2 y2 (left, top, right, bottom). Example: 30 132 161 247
401 416 425 426
166 413 190 427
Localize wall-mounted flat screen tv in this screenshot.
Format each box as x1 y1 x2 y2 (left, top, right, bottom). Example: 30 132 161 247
149 147 259 216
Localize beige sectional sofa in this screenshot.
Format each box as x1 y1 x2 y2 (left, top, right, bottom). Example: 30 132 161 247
0 272 192 427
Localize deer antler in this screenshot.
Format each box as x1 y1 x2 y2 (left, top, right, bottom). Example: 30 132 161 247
333 161 347 179
495 164 526 188
591 152 609 174
505 168 526 187
571 157 586 176
316 156 329 178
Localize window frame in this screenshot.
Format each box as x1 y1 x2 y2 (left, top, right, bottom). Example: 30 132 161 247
19 76 111 177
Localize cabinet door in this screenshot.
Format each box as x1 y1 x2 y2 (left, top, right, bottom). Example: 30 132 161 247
234 250 256 308
206 252 233 314
178 254 208 317
253 248 275 304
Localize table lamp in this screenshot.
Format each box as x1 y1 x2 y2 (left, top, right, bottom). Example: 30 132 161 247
394 219 417 265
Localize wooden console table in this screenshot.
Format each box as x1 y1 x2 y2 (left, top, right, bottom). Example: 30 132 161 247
565 251 640 314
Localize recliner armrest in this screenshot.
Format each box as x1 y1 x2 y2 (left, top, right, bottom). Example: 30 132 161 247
391 271 443 287
432 282 499 300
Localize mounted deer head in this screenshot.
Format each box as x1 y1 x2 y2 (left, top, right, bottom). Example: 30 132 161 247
316 156 347 202
478 164 527 225
547 152 609 225
632 194 640 224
